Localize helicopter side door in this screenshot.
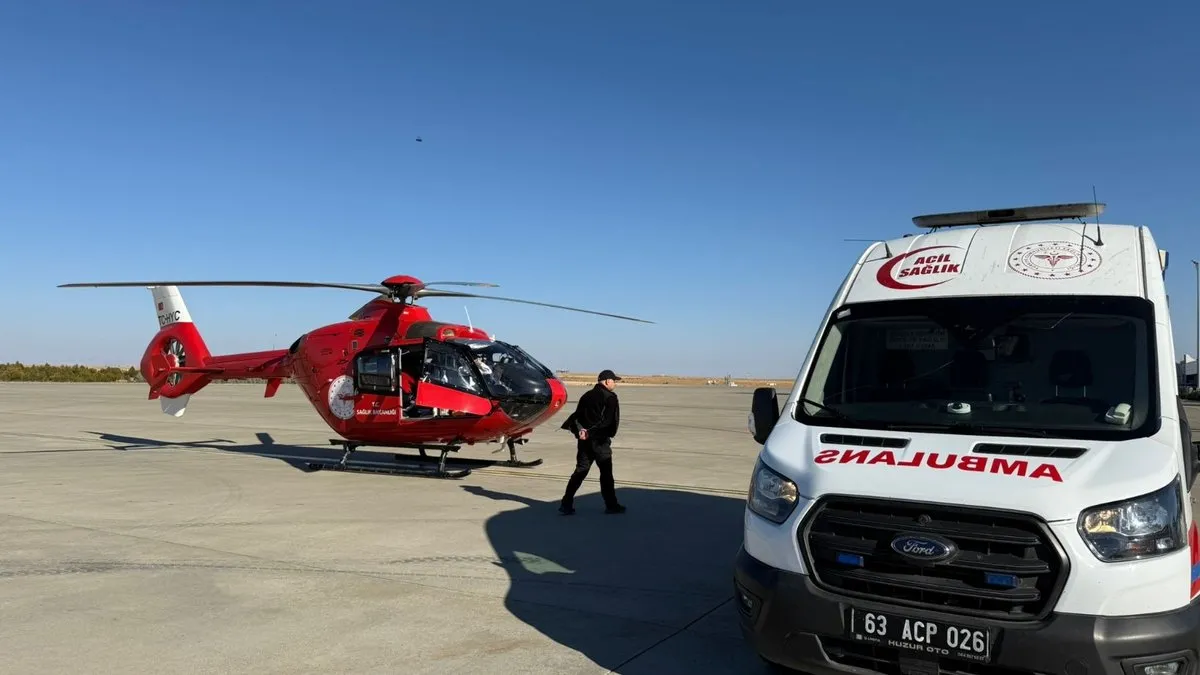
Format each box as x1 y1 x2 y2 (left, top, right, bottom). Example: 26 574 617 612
351 347 404 422
413 339 493 416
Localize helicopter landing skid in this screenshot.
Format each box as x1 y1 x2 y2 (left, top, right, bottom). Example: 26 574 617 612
405 437 547 468
501 437 543 468
306 440 472 479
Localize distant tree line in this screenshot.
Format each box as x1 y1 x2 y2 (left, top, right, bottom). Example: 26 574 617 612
0 362 144 382
0 363 288 385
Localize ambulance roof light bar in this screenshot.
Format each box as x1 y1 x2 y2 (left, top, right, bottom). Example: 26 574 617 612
913 202 1105 229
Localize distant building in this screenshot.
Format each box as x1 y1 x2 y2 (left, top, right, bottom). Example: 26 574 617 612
1178 355 1197 389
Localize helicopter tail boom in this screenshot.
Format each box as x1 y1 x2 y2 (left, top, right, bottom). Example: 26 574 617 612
141 286 292 415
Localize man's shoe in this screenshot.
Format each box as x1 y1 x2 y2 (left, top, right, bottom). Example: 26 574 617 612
559 505 576 515
604 504 626 514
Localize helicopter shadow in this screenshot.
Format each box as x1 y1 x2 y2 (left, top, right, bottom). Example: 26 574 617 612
83 431 436 473
461 484 768 674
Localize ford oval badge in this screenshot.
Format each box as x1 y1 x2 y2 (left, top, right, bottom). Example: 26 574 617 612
890 533 957 563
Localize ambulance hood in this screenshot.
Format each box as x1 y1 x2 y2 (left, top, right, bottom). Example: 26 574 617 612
760 420 1180 523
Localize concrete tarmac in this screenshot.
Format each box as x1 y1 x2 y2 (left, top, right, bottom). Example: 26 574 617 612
3 382 1200 674
0 382 765 675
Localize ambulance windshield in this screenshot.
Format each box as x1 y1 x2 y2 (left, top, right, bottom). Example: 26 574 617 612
796 295 1158 440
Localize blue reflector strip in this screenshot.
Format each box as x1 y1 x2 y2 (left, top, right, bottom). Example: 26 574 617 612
836 552 864 567
985 573 1018 587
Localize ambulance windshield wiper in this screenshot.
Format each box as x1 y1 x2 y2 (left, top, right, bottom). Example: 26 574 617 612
799 397 851 420
885 422 1050 438
955 423 1051 438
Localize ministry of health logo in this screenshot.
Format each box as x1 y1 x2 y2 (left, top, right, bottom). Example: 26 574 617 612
1008 241 1102 279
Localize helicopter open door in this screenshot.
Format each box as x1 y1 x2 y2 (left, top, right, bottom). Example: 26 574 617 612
351 347 404 422
412 338 493 416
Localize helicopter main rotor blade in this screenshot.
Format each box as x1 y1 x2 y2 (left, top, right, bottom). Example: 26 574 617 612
57 280 649 322
420 281 500 288
58 280 390 293
415 289 654 324
60 280 495 294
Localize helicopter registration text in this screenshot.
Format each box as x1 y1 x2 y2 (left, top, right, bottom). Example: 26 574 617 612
157 310 182 327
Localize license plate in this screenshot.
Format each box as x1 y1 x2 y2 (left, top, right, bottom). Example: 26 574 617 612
846 608 992 662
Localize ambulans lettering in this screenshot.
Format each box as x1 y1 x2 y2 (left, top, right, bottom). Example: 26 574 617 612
877 245 965 291
813 448 1063 482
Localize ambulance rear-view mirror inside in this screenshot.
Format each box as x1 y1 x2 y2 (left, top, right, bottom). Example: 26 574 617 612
993 333 1031 363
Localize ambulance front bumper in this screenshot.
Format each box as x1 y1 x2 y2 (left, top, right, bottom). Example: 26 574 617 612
733 546 1200 675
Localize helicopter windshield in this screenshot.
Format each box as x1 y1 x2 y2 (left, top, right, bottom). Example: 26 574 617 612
452 339 554 400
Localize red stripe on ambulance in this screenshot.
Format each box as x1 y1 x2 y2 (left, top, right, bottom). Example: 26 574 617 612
813 448 1064 483
1189 522 1200 599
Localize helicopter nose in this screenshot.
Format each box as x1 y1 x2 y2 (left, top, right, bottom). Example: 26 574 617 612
548 377 567 413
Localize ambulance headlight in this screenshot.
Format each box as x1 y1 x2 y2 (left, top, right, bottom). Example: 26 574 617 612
1077 476 1185 562
748 459 798 524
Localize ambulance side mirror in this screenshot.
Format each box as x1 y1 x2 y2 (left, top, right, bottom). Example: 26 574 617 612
749 387 780 445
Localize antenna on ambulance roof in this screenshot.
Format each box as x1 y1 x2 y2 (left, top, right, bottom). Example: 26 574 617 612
844 238 893 257
1091 185 1104 246
1077 187 1105 271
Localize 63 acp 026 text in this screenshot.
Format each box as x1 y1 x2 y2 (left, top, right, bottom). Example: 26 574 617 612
848 608 992 662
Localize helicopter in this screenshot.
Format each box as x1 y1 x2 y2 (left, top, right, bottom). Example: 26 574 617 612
58 275 653 479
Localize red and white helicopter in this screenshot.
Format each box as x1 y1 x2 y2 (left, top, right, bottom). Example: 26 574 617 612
60 276 652 478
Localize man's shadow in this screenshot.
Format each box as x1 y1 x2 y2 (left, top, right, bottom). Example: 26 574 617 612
462 484 769 674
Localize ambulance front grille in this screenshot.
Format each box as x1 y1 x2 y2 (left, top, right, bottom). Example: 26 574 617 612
801 496 1067 622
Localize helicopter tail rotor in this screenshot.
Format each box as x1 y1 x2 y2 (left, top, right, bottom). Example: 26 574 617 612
142 286 218 415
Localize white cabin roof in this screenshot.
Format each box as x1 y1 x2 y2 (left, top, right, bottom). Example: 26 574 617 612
844 220 1157 304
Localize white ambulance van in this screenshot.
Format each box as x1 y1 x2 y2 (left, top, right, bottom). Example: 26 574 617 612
735 203 1200 675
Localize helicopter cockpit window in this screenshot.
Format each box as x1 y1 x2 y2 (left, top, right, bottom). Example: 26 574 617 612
355 350 397 394
421 342 484 396
450 339 553 400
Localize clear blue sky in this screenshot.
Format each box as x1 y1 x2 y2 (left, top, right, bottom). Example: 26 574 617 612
1 1 1197 378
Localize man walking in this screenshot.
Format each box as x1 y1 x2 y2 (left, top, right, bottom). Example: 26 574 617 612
559 370 626 515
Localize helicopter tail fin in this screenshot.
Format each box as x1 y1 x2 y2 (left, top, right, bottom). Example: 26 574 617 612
140 286 218 416
152 285 193 329
138 285 294 415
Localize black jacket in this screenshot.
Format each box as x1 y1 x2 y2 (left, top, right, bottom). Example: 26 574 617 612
560 384 619 442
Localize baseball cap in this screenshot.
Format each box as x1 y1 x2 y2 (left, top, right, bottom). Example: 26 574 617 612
597 369 622 382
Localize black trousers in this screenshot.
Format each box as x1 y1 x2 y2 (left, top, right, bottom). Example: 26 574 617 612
561 438 618 508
